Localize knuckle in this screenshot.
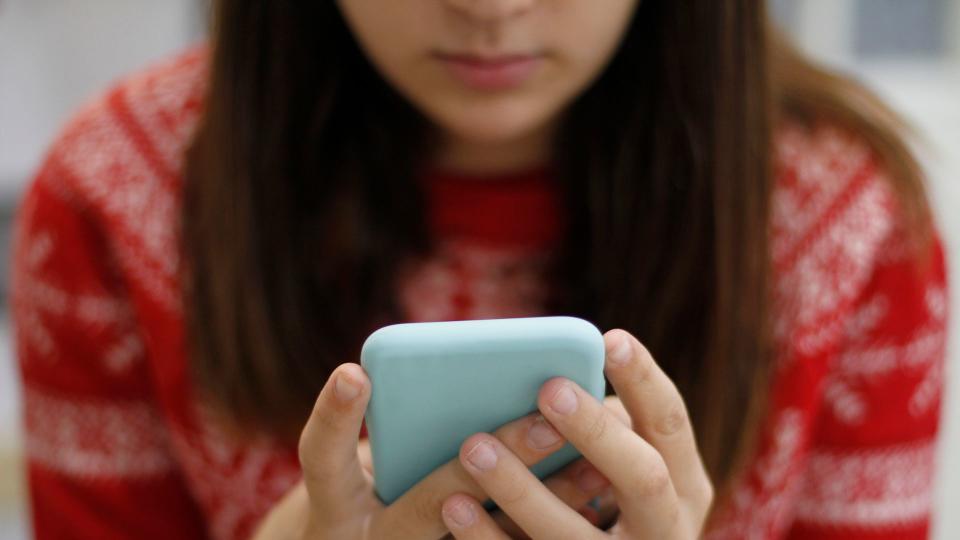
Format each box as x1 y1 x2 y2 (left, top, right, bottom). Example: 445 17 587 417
694 474 716 512
630 454 672 498
655 401 689 438
297 434 313 470
499 481 531 507
298 411 340 483
583 410 609 444
297 428 313 466
412 493 442 525
297 426 323 472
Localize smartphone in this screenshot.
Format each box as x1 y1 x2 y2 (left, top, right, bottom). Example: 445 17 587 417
360 316 606 505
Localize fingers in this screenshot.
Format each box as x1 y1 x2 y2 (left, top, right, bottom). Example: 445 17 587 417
537 459 611 518
493 458 611 538
298 363 371 507
602 396 631 428
358 438 374 480
373 413 568 539
602 330 713 514
537 378 683 539
442 494 511 540
251 482 309 540
457 434 599 540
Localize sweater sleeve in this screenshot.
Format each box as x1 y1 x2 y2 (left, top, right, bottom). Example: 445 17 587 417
12 155 208 539
785 226 949 539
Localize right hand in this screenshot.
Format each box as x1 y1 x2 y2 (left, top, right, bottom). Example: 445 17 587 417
252 363 618 540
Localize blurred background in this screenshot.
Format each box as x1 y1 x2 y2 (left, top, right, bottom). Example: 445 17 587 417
0 0 957 538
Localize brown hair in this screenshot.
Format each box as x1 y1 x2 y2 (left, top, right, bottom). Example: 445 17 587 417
182 0 931 494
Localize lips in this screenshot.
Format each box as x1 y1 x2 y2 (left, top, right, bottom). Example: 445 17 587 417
435 52 545 91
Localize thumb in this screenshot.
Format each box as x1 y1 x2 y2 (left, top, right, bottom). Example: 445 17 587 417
298 363 371 507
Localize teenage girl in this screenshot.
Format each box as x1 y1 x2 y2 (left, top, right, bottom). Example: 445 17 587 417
13 1 948 539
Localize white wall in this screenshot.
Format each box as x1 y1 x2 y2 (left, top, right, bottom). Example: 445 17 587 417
0 0 203 198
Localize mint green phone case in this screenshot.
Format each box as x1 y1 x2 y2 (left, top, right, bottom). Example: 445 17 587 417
361 316 606 505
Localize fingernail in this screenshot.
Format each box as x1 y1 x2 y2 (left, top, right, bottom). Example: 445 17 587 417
577 466 609 492
549 384 578 415
607 336 632 366
444 499 476 528
527 416 562 450
334 372 361 402
465 440 498 471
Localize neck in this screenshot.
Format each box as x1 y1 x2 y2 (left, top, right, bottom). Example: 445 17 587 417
430 121 557 177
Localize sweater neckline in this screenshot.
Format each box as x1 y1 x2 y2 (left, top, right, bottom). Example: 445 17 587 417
418 163 563 250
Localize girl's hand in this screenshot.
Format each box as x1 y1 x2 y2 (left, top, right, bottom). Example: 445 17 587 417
252 363 613 540
440 329 715 539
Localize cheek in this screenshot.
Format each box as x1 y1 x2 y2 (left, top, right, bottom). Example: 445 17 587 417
337 0 429 81
424 86 563 144
338 2 450 121
557 1 639 84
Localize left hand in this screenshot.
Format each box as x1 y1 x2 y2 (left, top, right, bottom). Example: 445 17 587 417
439 329 715 539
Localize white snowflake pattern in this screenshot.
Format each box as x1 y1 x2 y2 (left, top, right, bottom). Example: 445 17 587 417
13 228 69 360
400 239 553 322
771 124 873 263
23 386 176 478
706 409 807 540
13 202 146 373
794 441 935 528
823 283 947 424
774 172 895 360
169 406 301 540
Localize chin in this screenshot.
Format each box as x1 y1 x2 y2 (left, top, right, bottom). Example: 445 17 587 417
432 103 554 146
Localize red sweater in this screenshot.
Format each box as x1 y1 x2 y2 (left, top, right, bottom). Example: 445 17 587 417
12 46 949 540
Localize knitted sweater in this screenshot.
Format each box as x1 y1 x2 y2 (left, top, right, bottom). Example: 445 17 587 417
12 46 948 540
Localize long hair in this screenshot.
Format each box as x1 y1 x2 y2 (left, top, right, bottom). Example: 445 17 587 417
182 0 931 493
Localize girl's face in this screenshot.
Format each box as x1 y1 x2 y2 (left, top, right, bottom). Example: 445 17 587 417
337 0 639 151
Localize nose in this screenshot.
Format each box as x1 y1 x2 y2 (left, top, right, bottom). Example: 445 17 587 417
443 0 537 22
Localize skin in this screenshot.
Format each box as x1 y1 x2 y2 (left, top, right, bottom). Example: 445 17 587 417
254 1 715 538
253 331 714 539
440 331 715 539
335 0 640 175
253 362 622 539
